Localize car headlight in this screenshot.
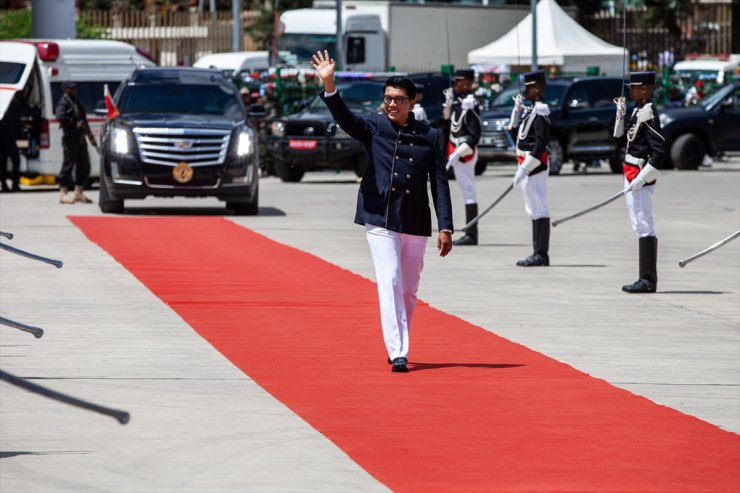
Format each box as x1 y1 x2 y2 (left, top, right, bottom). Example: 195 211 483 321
237 131 254 156
659 113 673 127
270 121 285 137
111 128 129 155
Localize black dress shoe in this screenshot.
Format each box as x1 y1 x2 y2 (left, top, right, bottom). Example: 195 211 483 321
622 278 656 293
391 357 409 372
452 234 478 246
516 253 549 267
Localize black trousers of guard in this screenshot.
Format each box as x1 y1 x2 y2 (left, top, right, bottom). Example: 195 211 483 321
58 134 90 189
0 135 20 191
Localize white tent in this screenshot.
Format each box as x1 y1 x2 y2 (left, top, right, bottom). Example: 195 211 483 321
468 0 627 76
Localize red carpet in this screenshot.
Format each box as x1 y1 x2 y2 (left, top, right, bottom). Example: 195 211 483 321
71 216 740 493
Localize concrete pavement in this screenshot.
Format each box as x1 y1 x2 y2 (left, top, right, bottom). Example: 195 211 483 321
1 161 738 492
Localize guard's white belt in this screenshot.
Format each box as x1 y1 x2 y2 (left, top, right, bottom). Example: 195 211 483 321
625 154 645 166
451 136 468 146
516 149 528 158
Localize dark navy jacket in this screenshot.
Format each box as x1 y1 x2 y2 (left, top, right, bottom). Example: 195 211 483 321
321 90 454 237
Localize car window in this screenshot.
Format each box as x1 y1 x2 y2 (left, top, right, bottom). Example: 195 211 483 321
490 84 565 109
118 84 244 118
586 80 621 108
567 87 590 110
308 82 384 111
51 81 122 113
0 62 25 84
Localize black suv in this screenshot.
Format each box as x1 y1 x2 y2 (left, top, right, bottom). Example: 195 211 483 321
659 81 740 169
98 67 260 214
266 73 449 182
478 77 627 174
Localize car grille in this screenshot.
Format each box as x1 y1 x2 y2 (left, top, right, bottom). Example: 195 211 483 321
284 121 326 137
133 127 231 167
480 120 514 149
142 163 221 188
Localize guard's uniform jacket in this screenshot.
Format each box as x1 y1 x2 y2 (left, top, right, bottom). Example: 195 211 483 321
514 101 550 174
55 94 90 142
320 91 453 237
616 100 665 184
447 93 481 161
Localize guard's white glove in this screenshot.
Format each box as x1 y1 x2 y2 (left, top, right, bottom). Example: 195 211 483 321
512 166 527 185
445 142 473 170
512 153 541 185
625 163 661 192
613 96 626 138
508 93 524 130
461 94 477 111
442 87 454 120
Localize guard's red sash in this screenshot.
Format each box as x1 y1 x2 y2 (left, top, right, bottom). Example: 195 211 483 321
516 151 549 166
623 163 657 185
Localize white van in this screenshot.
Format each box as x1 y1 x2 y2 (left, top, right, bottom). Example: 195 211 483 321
672 57 740 85
0 39 155 182
193 51 270 79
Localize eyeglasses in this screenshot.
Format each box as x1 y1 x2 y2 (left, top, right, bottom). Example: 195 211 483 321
383 96 409 105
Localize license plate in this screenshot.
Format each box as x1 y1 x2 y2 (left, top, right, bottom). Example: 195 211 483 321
288 139 317 150
481 137 495 145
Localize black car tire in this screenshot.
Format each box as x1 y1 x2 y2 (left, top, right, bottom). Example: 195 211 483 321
99 178 124 214
609 147 626 174
228 188 259 216
547 138 565 175
671 133 704 170
275 161 305 182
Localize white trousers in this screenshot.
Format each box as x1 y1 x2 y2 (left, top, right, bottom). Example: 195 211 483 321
365 225 428 360
520 170 550 220
624 178 655 237
452 149 478 204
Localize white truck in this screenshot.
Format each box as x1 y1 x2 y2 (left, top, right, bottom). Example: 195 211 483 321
0 39 155 183
278 2 528 73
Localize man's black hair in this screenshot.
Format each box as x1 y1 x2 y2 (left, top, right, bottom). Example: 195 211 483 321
384 76 416 100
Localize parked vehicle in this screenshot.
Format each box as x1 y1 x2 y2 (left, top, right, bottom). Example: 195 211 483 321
266 73 448 183
279 2 527 72
193 51 270 79
98 67 259 214
672 57 739 87
478 77 627 175
0 39 155 182
659 80 740 170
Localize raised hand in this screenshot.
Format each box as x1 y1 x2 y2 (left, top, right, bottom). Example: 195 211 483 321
310 50 336 84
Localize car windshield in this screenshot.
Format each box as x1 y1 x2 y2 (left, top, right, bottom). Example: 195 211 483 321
699 83 735 110
490 84 566 109
119 84 244 118
309 82 384 112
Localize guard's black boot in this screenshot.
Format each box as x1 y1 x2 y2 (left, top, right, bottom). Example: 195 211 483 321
453 203 479 246
517 218 550 266
622 236 658 293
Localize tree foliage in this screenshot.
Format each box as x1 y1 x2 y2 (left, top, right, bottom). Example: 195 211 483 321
245 0 311 50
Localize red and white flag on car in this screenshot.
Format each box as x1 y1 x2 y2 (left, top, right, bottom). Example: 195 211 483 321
104 84 119 120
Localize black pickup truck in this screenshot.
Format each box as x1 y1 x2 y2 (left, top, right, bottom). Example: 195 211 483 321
266 73 449 182
478 77 627 175
659 80 740 169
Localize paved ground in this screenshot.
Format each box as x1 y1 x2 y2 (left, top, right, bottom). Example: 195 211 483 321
1 159 738 492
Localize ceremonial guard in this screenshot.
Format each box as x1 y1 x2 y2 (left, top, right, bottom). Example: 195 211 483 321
443 69 482 246
55 81 96 204
613 71 664 293
311 51 453 373
510 70 552 266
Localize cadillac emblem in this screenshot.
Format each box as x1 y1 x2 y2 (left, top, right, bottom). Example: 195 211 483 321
173 161 194 183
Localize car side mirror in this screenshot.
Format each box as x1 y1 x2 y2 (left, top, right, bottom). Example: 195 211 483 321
248 103 266 118
719 99 733 111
